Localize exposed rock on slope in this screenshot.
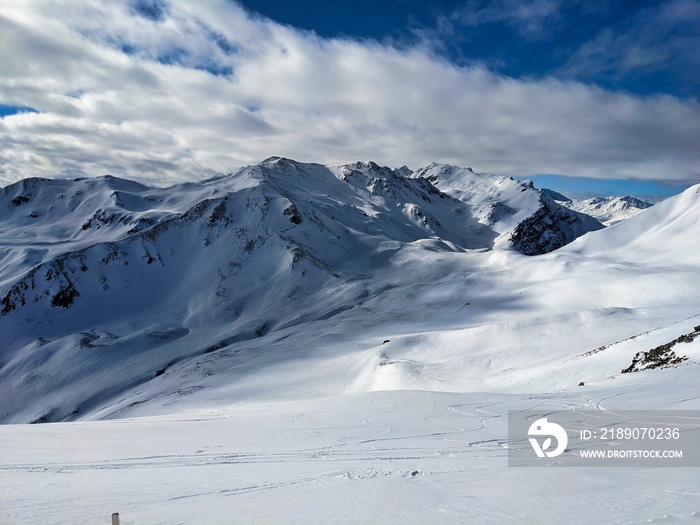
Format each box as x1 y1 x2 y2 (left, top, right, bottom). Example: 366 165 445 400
510 194 605 255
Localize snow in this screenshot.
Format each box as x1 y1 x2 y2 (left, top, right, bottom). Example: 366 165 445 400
1 160 699 524
556 194 653 226
412 164 605 253
565 185 700 266
2 386 700 524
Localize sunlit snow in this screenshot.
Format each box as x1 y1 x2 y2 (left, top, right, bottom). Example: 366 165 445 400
1 160 698 524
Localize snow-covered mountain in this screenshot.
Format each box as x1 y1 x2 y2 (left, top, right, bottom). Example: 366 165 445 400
2 160 700 524
413 164 604 254
0 158 607 423
550 193 653 226
0 158 606 423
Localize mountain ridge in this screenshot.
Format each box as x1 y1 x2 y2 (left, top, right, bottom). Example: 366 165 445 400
551 192 653 226
3 159 695 424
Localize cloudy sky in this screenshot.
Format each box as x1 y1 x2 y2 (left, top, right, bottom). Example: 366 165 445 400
1 0 698 195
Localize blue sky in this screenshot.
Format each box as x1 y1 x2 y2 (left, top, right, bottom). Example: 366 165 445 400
0 0 698 197
240 0 698 99
529 175 680 200
0 105 39 118
235 0 700 197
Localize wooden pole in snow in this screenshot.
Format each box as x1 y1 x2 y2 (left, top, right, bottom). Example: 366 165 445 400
112 513 120 525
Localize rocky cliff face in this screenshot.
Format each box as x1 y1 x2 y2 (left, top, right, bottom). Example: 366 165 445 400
510 193 605 255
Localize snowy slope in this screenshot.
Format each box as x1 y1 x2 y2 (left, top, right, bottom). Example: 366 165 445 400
1 162 699 524
0 158 472 421
0 158 612 424
412 163 544 233
3 385 700 525
564 184 700 265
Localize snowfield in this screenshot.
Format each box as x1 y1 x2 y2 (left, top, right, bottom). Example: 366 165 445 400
1 159 699 524
3 386 700 525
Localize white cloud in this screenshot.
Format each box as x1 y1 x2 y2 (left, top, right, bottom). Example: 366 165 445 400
0 0 699 187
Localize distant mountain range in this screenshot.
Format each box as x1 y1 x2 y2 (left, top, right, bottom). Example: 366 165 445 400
541 188 653 226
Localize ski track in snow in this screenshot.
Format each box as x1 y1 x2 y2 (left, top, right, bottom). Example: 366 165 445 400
2 390 700 524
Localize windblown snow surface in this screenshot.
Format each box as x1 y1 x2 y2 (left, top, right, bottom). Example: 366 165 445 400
1 159 699 524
